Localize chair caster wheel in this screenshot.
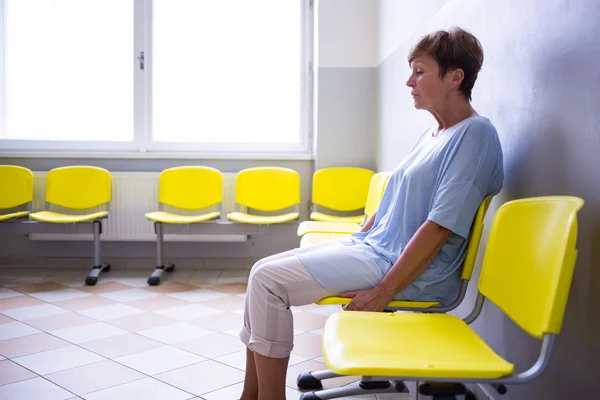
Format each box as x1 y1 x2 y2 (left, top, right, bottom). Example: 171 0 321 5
85 276 98 286
296 373 323 390
148 276 160 286
299 393 321 400
165 264 175 272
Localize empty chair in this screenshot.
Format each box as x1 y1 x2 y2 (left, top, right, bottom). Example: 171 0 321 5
297 171 392 242
29 166 112 285
227 167 300 224
0 165 33 221
309 167 375 223
299 196 584 400
145 166 223 285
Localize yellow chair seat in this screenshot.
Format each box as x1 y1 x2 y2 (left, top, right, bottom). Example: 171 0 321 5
145 211 220 224
30 211 108 223
0 211 29 221
316 296 439 308
297 221 360 236
310 212 365 224
300 232 352 248
323 312 514 379
227 212 299 224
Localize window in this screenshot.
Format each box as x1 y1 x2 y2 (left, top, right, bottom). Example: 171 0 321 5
0 0 313 156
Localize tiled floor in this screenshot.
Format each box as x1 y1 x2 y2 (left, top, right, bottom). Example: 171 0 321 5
0 267 409 400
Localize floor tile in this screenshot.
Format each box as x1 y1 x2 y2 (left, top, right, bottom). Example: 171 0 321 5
173 332 246 358
197 295 246 310
167 289 228 303
45 360 145 396
0 377 74 400
292 333 323 359
13 346 105 375
13 282 67 294
286 360 359 390
0 287 24 299
0 321 41 341
77 304 144 321
137 322 214 344
0 314 14 324
26 312 97 331
77 282 132 295
0 295 44 311
223 327 242 338
125 295 191 311
106 312 177 332
80 333 163 359
82 377 194 400
155 360 244 395
99 289 160 302
144 282 197 294
311 328 324 335
114 345 205 375
50 322 128 344
1 303 69 321
207 283 248 295
54 295 119 311
293 312 328 332
201 382 301 400
214 349 306 371
154 304 222 321
186 269 221 286
46 270 90 288
29 288 91 303
216 269 250 284
0 360 37 386
0 332 70 358
190 311 244 333
307 304 343 316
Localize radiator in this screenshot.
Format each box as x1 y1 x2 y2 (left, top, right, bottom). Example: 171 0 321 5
30 172 244 242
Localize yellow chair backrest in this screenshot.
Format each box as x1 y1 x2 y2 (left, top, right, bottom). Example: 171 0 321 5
312 167 375 212
159 166 222 210
478 196 584 338
364 171 392 218
235 167 300 212
460 195 494 281
0 165 34 209
45 166 112 210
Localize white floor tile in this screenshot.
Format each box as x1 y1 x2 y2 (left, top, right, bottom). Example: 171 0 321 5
137 322 214 344
82 377 194 400
29 289 91 303
154 304 222 321
45 360 145 396
77 304 144 321
155 360 245 395
214 349 247 370
201 382 301 400
114 346 205 375
0 354 5 360
311 328 324 335
223 327 241 337
1 303 69 321
167 289 228 302
289 353 309 366
307 305 343 316
0 287 24 299
0 321 41 341
50 322 128 344
0 377 74 400
13 346 105 375
98 289 160 302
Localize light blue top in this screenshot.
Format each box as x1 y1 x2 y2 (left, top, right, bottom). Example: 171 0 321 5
297 116 504 305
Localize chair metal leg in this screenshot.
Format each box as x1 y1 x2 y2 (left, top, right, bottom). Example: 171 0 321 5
85 220 110 285
299 379 407 400
418 382 469 400
297 369 343 390
148 222 175 286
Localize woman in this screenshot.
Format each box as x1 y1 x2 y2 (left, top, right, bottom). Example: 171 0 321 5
239 27 504 400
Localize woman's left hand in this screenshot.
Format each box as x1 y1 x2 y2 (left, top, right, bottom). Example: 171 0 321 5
340 285 395 312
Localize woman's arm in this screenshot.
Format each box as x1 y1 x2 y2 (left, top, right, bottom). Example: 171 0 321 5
342 219 452 312
360 212 377 233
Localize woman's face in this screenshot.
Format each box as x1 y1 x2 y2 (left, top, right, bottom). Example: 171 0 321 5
406 54 453 110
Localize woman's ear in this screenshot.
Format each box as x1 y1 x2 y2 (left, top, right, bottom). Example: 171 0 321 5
450 68 465 90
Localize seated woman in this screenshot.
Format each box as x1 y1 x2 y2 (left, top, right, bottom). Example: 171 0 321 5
239 27 504 400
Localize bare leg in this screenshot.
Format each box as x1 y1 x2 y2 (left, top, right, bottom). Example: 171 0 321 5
240 348 259 400
254 352 290 400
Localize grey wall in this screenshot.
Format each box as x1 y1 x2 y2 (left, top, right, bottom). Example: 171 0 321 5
377 0 600 398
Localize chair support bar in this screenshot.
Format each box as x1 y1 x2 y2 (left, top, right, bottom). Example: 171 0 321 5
463 292 486 325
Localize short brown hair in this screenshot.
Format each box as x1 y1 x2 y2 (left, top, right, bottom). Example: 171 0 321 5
408 27 484 101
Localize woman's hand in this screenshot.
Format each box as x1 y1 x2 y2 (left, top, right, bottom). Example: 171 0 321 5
340 285 396 312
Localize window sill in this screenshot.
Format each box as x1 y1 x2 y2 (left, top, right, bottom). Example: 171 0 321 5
0 151 314 161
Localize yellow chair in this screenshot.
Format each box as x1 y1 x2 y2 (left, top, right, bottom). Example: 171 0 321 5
297 171 392 243
299 196 584 400
0 165 33 221
29 166 112 285
227 167 300 224
145 166 223 285
308 167 375 224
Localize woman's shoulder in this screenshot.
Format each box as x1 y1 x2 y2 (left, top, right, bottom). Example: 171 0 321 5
456 116 500 144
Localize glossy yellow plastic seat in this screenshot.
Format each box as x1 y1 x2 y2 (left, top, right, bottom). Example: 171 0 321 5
308 167 374 223
298 171 392 237
227 167 300 224
29 166 112 286
315 196 494 311
145 166 223 285
0 165 34 221
309 196 584 399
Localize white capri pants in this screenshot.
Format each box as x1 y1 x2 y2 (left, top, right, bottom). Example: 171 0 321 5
239 249 333 359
